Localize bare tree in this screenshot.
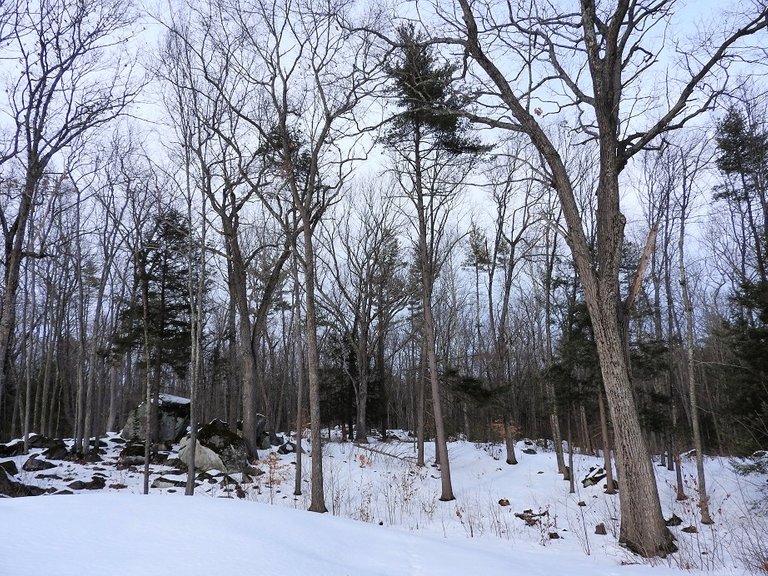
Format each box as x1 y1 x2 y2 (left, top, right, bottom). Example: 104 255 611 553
260 0 379 512
431 0 768 556
318 185 406 443
484 148 544 465
162 0 380 512
671 136 715 524
157 10 296 459
0 0 141 414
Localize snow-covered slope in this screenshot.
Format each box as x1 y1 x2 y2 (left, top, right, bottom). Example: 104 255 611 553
0 433 765 575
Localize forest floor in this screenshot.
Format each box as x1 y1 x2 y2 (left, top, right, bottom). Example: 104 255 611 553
0 430 766 575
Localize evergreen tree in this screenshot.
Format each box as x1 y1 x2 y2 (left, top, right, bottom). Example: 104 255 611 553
114 208 195 383
713 107 768 452
383 24 487 501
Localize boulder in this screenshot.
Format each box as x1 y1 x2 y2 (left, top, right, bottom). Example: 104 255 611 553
27 435 61 449
22 456 57 472
582 466 607 488
178 436 225 472
0 460 18 476
0 440 24 458
195 419 249 473
118 442 148 465
67 476 106 490
120 394 190 444
277 441 300 455
151 476 189 489
0 468 45 497
42 441 69 461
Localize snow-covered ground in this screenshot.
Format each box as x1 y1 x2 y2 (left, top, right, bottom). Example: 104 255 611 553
1 432 766 575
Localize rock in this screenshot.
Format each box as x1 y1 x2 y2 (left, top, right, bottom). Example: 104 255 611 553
548 532 560 539
194 419 249 473
595 523 607 535
117 442 158 466
250 414 273 451
681 525 698 534
120 394 191 444
151 476 188 489
498 498 510 506
269 432 284 447
164 458 187 470
22 456 57 472
582 466 607 488
27 435 62 449
82 451 103 463
277 441 300 455
42 441 69 461
0 468 45 497
36 473 62 480
522 448 537 455
67 476 106 490
196 471 221 482
0 460 18 476
0 440 25 458
665 514 683 527
577 501 586 507
178 436 225 472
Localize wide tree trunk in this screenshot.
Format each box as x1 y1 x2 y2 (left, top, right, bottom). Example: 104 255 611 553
589 304 675 555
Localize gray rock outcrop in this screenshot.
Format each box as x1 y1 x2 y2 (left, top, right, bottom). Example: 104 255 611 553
121 394 190 444
193 418 249 473
178 436 226 472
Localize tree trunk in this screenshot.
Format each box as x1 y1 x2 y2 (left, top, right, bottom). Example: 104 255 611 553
0 174 38 413
678 193 714 524
416 338 426 467
413 127 454 501
591 308 674 555
503 413 518 465
675 452 686 501
301 220 327 513
355 325 369 443
598 392 616 494
567 414 575 494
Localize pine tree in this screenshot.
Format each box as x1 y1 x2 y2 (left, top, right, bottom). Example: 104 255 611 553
383 24 487 501
713 107 768 452
114 208 195 397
